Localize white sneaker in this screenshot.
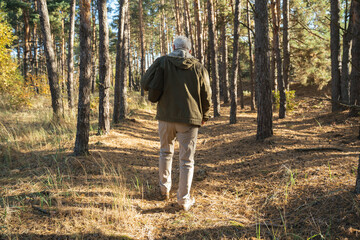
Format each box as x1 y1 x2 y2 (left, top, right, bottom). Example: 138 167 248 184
179 198 195 211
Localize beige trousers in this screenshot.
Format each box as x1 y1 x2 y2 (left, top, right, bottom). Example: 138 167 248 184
158 120 199 204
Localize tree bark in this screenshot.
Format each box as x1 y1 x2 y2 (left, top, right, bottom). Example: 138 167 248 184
74 0 92 155
67 0 76 110
349 0 360 117
114 0 126 123
139 0 145 96
37 0 63 120
270 0 276 94
282 0 290 91
174 0 181 35
255 0 273 140
273 0 285 118
119 0 129 120
208 0 220 117
341 0 352 105
98 0 111 134
247 0 255 111
23 6 30 81
184 0 194 54
194 0 204 63
230 0 240 124
91 2 97 93
220 14 229 104
331 0 342 112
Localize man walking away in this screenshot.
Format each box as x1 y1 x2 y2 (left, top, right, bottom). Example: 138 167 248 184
141 36 212 211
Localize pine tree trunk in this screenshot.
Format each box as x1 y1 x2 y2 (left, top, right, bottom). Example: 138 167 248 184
128 15 133 90
194 0 204 63
274 0 285 119
238 56 244 109
74 0 92 156
114 0 126 123
270 0 276 94
349 0 360 117
208 0 220 117
91 3 97 93
139 0 145 96
341 0 352 105
67 0 76 110
174 0 181 35
220 15 229 104
98 0 111 134
119 0 129 120
230 0 240 124
247 0 255 111
184 0 194 54
282 0 290 91
331 0 342 112
61 18 66 94
37 0 63 120
23 7 30 81
33 0 39 77
255 0 273 140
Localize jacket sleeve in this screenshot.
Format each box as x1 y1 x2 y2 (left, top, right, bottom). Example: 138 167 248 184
140 57 162 91
200 67 212 121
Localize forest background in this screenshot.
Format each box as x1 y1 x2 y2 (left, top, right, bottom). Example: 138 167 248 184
0 0 360 239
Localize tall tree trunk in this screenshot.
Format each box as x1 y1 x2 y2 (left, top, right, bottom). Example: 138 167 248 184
98 0 111 134
341 0 353 105
349 0 360 117
230 0 240 124
91 2 97 93
255 0 273 140
174 0 181 35
114 0 127 123
67 0 76 110
61 18 66 94
139 0 145 96
194 0 204 63
119 0 129 120
208 0 220 117
74 0 92 156
37 0 63 120
283 0 290 91
23 6 30 81
270 0 276 94
184 0 194 54
273 0 285 118
128 15 133 90
160 0 166 56
220 14 229 104
331 0 342 112
33 0 39 77
247 0 255 111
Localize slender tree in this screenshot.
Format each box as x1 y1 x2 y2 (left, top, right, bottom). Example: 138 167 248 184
184 0 194 54
37 0 63 120
349 0 360 117
341 0 353 105
208 0 220 117
247 0 255 111
139 0 145 96
114 0 127 123
331 0 342 112
230 0 240 124
74 0 92 155
67 0 76 110
220 12 229 104
119 0 129 119
23 5 30 80
282 0 290 91
98 0 111 134
255 0 273 139
91 1 97 93
194 0 204 63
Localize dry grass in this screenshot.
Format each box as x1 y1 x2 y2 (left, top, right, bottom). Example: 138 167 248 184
0 90 359 240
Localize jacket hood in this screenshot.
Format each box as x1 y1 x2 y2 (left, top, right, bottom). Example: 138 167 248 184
167 49 198 69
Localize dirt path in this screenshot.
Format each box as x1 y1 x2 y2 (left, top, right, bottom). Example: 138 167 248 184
1 95 360 239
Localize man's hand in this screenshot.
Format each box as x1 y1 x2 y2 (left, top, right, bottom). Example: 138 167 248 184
201 120 205 125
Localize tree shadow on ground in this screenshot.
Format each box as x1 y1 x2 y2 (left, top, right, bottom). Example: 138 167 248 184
0 233 134 240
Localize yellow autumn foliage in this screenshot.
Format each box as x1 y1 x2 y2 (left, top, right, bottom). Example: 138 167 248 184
0 11 32 109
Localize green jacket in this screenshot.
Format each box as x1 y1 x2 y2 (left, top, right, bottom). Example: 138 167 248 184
141 49 212 126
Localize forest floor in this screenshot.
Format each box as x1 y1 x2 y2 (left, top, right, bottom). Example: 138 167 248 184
1 86 360 240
